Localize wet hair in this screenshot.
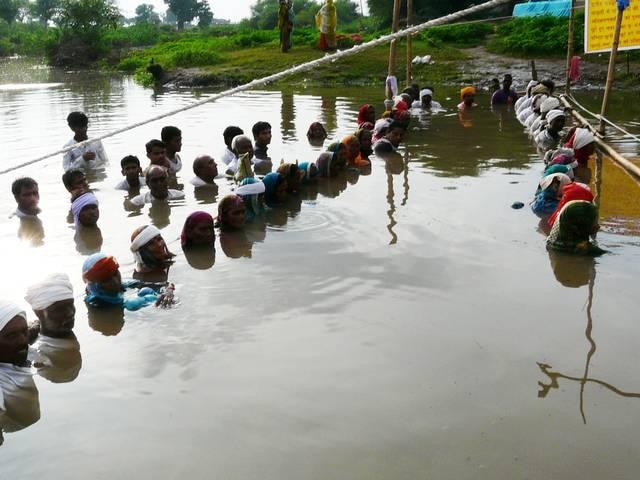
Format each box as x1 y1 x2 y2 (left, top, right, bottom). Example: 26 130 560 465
62 169 85 190
541 79 555 93
160 126 181 142
252 121 271 139
223 126 244 149
67 111 88 128
12 177 38 197
145 139 165 153
120 155 140 169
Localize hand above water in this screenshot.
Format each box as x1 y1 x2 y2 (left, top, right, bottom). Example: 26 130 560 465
156 283 176 308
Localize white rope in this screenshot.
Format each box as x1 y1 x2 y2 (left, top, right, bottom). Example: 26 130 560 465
564 93 640 143
0 0 510 176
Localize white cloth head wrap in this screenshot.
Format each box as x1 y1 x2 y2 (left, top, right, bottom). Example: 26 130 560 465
540 97 560 114
420 89 433 99
130 225 162 252
374 118 391 135
546 109 565 124
236 181 265 196
573 128 595 150
0 300 26 332
71 192 98 225
539 173 572 191
527 80 539 94
24 273 74 311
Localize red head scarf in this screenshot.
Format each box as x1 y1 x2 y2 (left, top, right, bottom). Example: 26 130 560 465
181 211 214 247
548 183 594 227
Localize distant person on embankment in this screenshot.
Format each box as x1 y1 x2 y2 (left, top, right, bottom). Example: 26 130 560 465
62 111 108 172
278 0 293 53
491 74 518 106
316 0 337 51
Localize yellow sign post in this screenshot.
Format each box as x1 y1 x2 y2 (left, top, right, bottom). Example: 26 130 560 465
585 0 640 53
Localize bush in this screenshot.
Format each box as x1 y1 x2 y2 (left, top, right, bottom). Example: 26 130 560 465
170 47 223 67
421 23 493 48
488 14 584 55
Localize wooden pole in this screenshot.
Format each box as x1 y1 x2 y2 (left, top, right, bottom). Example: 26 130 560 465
530 60 538 81
388 0 402 79
599 6 625 135
406 0 414 86
565 0 576 94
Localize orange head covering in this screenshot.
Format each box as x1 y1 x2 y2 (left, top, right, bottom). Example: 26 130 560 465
460 86 476 100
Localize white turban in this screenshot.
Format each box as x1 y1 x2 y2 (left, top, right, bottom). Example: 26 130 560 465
420 89 433 99
527 80 539 93
130 225 162 253
539 172 572 191
236 181 265 196
540 97 560 114
71 192 98 226
374 118 391 135
24 273 74 311
573 128 595 150
0 300 26 332
546 109 565 124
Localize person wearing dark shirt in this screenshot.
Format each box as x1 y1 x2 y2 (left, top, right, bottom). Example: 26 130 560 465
491 74 518 106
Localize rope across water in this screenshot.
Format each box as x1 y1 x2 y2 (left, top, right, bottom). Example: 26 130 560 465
0 0 511 176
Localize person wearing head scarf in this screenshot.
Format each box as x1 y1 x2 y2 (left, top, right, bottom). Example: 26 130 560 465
326 142 347 169
535 109 566 152
372 118 392 143
517 83 549 124
216 195 246 230
548 182 594 227
181 212 215 248
417 88 442 110
24 273 75 340
357 105 376 127
71 191 99 227
236 178 266 222
531 173 572 217
515 80 539 112
306 122 328 145
130 225 175 273
546 201 605 255
315 152 336 178
543 163 574 180
315 0 337 51
0 300 41 441
342 135 370 167
458 86 477 111
373 122 406 154
82 253 161 310
297 162 319 185
277 162 304 193
530 97 561 134
565 127 596 166
262 172 288 207
354 127 373 160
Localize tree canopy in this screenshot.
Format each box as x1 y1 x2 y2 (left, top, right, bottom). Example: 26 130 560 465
55 0 120 40
164 0 212 30
367 0 481 26
245 0 359 30
135 3 161 24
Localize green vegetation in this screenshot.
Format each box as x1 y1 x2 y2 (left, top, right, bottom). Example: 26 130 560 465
421 22 493 48
488 14 584 56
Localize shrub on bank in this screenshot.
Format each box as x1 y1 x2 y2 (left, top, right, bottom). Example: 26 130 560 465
421 23 493 48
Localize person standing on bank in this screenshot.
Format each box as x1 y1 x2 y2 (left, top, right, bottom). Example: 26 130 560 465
278 0 293 53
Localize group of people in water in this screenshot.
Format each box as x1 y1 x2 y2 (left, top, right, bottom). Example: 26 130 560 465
1 73 607 442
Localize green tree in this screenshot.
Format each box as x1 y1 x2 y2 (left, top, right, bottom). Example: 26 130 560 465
30 0 60 24
55 0 120 42
196 0 211 27
164 0 211 30
135 3 160 24
0 0 20 23
367 0 479 26
246 0 359 30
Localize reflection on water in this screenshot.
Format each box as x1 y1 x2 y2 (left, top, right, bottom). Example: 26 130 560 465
2 60 640 477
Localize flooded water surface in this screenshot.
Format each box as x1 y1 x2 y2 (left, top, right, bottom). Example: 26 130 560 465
1 58 640 479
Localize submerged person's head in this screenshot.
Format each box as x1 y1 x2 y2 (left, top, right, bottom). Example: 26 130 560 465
385 123 406 148
160 126 182 154
72 191 99 227
355 128 373 155
217 195 246 230
193 155 218 183
541 79 555 95
547 110 566 133
252 121 272 146
145 139 167 166
0 301 29 365
62 169 89 197
327 142 347 168
130 225 174 270
24 273 75 338
12 177 39 215
120 155 142 184
277 162 302 193
502 74 513 90
82 253 122 297
231 134 254 158
316 152 337 177
572 128 596 156
307 122 328 142
67 111 88 136
223 126 243 150
236 177 266 221
461 86 476 106
341 135 361 163
297 161 319 185
358 104 376 125
420 88 434 108
181 211 215 247
262 172 288 206
146 165 170 199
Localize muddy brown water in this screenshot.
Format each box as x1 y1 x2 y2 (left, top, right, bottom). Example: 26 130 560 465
1 58 640 479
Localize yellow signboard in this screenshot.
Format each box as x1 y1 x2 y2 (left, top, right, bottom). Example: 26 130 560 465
585 0 640 53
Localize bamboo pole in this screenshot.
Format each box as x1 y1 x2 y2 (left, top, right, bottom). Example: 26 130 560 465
599 6 625 135
565 0 576 94
406 0 414 86
560 96 640 184
388 0 402 79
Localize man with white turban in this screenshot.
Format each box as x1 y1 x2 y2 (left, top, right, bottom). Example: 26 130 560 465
0 300 40 444
24 273 75 339
535 110 566 152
